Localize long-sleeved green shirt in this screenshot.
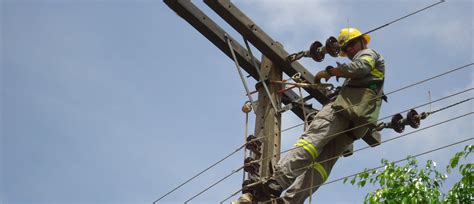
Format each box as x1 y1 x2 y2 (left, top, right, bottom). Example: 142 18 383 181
339 48 385 87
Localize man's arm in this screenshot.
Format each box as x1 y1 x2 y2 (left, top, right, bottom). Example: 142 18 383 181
331 50 378 79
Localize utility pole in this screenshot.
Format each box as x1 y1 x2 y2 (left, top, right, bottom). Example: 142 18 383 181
254 55 282 180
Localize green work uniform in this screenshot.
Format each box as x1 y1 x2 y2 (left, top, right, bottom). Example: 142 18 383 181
333 48 385 137
273 48 385 204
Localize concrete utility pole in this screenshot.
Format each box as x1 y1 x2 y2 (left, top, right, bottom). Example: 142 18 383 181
253 55 282 180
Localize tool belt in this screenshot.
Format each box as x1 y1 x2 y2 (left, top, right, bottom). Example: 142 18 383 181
331 82 384 139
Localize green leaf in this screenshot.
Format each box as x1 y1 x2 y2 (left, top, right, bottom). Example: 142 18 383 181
343 145 472 203
449 151 464 170
351 176 356 185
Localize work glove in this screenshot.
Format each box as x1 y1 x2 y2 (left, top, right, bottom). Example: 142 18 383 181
314 70 332 84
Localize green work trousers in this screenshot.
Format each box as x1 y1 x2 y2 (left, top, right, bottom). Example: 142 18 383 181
274 102 354 204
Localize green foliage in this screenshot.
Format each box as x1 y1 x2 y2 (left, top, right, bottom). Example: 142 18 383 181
344 145 473 203
445 145 473 203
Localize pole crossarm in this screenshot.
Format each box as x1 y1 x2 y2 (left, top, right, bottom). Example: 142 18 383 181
164 0 379 145
203 0 379 146
204 0 329 105
163 0 315 121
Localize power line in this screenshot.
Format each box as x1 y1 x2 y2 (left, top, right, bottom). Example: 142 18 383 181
153 46 472 204
288 0 445 63
219 110 473 203
327 63 472 124
280 63 472 134
385 63 472 96
185 167 244 204
265 136 473 203
364 0 445 35
187 98 472 203
161 88 471 203
269 94 473 184
218 94 472 202
155 0 458 202
273 112 473 190
280 96 472 156
282 87 472 134
152 143 246 203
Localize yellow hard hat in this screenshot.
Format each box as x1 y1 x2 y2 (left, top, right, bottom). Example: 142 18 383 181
338 27 371 57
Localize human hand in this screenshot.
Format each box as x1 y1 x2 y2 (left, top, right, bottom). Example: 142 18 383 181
314 70 332 83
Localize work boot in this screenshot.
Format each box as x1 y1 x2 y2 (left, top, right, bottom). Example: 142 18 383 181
253 179 284 202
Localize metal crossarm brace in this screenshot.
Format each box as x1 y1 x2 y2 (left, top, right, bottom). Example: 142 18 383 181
204 0 329 105
163 0 315 121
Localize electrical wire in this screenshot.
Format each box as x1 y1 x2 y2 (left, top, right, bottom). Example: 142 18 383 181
288 0 445 62
217 92 471 202
281 64 473 133
152 143 246 203
155 0 457 202
385 64 472 96
280 96 473 156
156 86 470 203
154 14 471 201
153 67 474 203
321 64 473 127
153 55 472 204
219 108 472 203
187 97 472 203
364 0 445 35
184 167 244 204
270 111 473 191
264 136 473 203
221 112 472 203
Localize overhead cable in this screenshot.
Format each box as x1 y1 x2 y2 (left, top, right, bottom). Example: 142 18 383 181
219 107 472 203
222 113 473 203
264 136 473 204
154 0 451 202
364 0 445 35
153 62 471 203
152 143 246 203
280 96 472 155
282 64 473 133
271 112 473 189
186 99 472 203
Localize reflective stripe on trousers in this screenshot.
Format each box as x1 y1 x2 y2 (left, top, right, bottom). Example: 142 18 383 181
295 139 319 160
295 139 328 181
312 162 328 181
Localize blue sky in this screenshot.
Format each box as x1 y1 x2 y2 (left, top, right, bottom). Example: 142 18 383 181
1 0 472 203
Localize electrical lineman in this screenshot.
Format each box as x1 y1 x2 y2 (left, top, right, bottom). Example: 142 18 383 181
244 27 386 203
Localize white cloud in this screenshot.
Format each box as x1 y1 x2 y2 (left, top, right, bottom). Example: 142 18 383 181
237 0 340 51
402 1 472 57
244 0 336 32
409 20 470 54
